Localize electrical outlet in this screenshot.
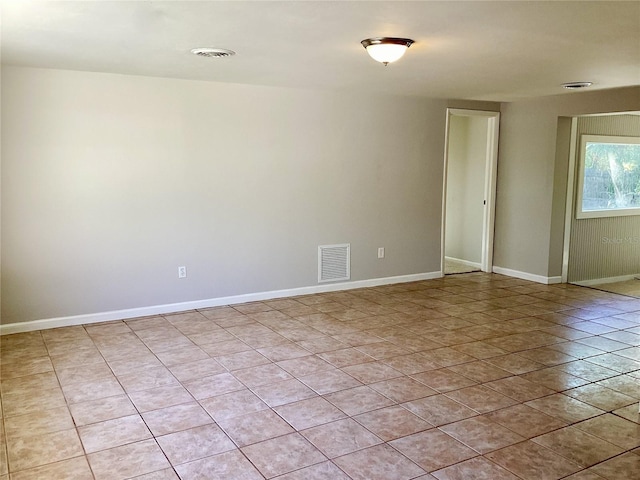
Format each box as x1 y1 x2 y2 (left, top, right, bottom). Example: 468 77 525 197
178 266 187 279
378 247 385 259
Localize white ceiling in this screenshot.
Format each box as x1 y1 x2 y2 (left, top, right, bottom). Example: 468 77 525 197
2 1 639 102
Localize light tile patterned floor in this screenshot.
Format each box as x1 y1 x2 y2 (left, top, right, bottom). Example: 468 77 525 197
444 259 479 275
587 279 640 300
1 273 639 479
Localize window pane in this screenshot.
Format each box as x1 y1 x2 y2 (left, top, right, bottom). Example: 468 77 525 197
582 141 640 212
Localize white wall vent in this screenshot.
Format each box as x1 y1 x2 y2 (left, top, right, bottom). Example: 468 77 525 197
318 244 350 283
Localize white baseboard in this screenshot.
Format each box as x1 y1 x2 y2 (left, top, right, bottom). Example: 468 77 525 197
0 271 443 335
445 256 481 269
492 266 562 285
573 273 640 287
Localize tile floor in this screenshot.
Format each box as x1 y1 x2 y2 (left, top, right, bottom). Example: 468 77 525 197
1 273 640 480
443 259 479 275
586 279 640 300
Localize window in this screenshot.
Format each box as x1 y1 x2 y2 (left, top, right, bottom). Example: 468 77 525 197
576 134 640 219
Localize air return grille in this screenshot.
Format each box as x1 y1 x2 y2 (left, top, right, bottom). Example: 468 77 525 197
318 244 350 283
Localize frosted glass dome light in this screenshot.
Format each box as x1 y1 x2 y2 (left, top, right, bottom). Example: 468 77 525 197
361 37 414 66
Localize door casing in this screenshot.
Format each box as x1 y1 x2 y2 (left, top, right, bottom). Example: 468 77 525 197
441 108 500 274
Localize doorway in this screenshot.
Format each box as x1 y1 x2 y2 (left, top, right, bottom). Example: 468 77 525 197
561 113 640 298
442 109 500 275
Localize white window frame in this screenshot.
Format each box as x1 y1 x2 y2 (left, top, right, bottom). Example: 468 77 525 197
576 134 640 219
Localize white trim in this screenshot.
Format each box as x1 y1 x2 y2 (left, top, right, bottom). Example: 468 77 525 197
573 274 640 287
493 266 562 285
0 271 443 335
442 108 500 275
562 117 579 283
575 135 640 219
482 113 500 273
446 109 502 118
440 111 452 275
445 256 481 269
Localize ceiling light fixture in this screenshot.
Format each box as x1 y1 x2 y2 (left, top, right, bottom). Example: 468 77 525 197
191 47 236 58
562 81 593 90
361 37 414 66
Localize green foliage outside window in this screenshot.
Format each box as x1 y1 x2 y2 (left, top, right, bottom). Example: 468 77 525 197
581 139 640 213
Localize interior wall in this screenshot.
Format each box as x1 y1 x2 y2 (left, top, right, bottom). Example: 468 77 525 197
445 115 486 264
1 66 450 325
567 114 640 282
494 86 640 279
3 66 637 324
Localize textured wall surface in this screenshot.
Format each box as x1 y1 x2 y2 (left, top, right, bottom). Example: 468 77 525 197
568 115 640 282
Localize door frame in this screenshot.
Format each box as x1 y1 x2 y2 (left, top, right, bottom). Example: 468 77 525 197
561 117 579 283
441 108 500 274
560 111 640 283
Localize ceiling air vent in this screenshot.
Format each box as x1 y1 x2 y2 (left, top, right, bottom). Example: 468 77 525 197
190 48 236 58
318 244 351 283
561 81 592 90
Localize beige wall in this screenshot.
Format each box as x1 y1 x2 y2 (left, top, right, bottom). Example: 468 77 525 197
445 115 486 264
494 86 640 279
1 66 450 324
568 114 640 282
3 65 638 325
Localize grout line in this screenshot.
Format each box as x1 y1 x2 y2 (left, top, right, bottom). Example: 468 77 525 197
1 273 639 478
